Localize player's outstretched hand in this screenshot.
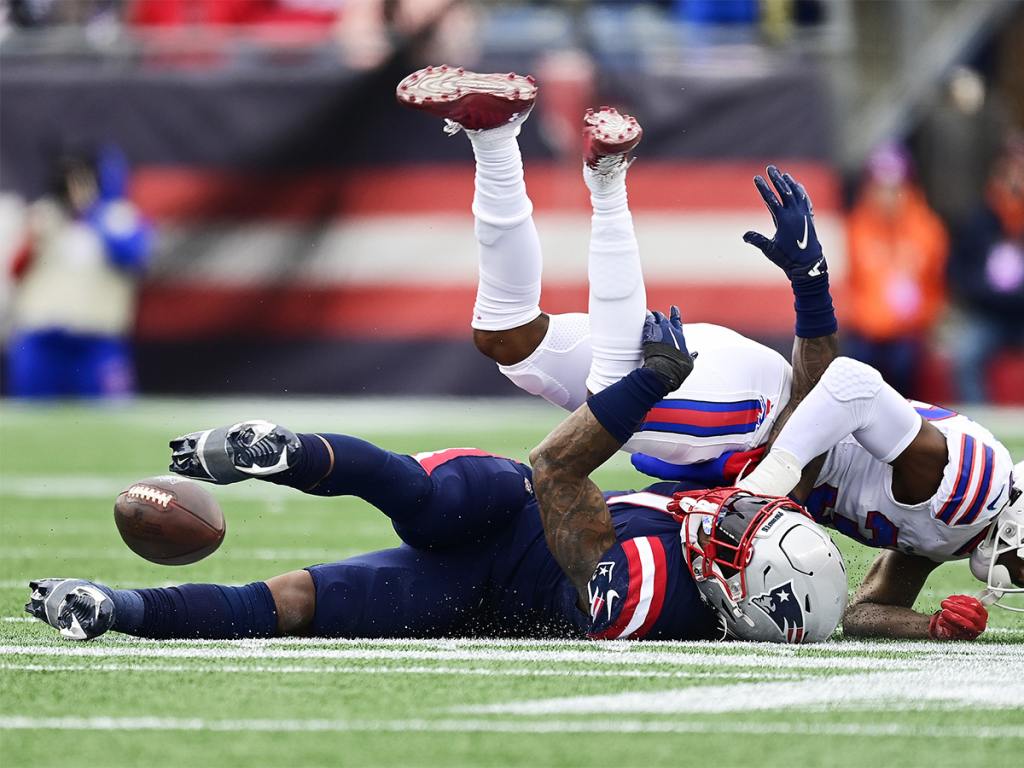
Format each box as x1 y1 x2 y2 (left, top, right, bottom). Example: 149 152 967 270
743 165 826 286
631 446 767 485
928 594 988 641
641 305 693 392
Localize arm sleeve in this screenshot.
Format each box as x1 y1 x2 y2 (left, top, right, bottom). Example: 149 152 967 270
585 536 671 640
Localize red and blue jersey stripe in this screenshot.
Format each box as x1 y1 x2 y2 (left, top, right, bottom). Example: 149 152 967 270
640 398 764 439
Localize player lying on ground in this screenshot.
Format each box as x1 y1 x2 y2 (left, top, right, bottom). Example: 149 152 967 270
396 66 837 476
27 314 846 643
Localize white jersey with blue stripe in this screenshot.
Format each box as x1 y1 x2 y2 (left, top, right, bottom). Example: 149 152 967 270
806 402 1014 562
623 323 793 464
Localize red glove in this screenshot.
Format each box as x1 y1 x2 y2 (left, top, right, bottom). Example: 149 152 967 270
928 595 988 641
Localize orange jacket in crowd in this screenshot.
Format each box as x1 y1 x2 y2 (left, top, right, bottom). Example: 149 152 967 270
845 186 949 341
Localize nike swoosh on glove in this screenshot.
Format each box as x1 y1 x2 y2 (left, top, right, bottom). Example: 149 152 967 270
631 446 767 486
928 594 988 641
743 165 826 285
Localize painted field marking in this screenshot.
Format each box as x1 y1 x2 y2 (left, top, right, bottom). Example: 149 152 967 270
12 633 1023 658
471 666 1024 715
0 661 803 681
0 547 357 562
0 644 922 670
0 715 1021 740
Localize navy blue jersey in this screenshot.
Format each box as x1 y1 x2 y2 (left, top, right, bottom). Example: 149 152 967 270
305 445 719 641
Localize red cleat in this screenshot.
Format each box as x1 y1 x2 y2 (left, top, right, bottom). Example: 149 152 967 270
583 107 642 170
396 65 538 132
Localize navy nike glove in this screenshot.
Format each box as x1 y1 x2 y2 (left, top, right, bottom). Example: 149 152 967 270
743 165 826 286
743 166 836 338
641 305 693 392
631 446 767 485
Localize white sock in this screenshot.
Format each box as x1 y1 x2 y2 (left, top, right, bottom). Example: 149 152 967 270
469 127 543 332
583 162 646 393
740 358 923 496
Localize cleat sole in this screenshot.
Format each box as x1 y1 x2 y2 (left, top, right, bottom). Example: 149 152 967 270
583 107 643 168
396 66 538 131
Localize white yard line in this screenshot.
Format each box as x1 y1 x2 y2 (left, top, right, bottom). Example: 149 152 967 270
471 667 1024 715
0 715 1021 740
0 661 801 681
28 633 1024 656
0 547 356 562
0 644 937 670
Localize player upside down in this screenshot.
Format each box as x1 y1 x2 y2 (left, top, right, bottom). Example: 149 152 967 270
28 313 847 644
397 66 1024 638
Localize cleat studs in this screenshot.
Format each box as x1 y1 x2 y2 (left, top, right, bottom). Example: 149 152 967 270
424 96 433 102
457 67 465 74
526 75 536 84
440 65 448 71
426 66 433 72
507 73 515 79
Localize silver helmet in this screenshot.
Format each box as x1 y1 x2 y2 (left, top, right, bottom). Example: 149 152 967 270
970 460 1024 611
671 487 848 643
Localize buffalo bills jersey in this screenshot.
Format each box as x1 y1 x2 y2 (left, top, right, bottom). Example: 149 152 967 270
806 402 1013 561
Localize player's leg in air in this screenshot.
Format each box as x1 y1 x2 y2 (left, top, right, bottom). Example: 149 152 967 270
396 68 804 479
396 66 645 412
26 421 536 641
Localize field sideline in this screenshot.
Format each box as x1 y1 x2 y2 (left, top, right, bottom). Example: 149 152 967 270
1 398 1022 767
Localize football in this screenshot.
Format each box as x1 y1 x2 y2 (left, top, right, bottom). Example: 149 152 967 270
113 476 225 565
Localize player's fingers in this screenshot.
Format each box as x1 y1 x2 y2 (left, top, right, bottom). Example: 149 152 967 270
669 304 682 329
752 175 781 219
742 231 773 253
767 165 794 205
941 598 987 624
783 172 810 208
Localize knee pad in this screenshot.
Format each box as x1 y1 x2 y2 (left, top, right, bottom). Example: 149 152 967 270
498 312 592 411
472 203 534 242
821 357 884 402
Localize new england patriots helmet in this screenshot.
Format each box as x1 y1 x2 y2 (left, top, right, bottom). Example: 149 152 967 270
669 487 847 643
970 460 1024 611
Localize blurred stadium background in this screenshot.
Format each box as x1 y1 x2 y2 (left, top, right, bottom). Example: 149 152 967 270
1 0 1022 404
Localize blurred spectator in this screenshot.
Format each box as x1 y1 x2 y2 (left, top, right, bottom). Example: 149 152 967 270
949 138 1024 403
915 67 1008 234
844 144 948 397
5 145 151 399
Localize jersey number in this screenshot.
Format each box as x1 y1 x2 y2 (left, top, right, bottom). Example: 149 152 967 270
805 484 900 548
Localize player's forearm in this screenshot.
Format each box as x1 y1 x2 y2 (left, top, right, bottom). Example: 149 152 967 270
842 601 932 640
530 405 620 593
767 332 838 446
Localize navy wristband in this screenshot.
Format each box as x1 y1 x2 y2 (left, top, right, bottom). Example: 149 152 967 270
587 367 671 445
792 275 838 338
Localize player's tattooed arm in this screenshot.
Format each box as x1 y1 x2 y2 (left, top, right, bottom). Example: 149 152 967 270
532 308 694 603
530 406 621 599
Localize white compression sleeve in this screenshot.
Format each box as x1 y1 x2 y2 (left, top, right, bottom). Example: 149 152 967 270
582 162 646 393
739 358 922 496
469 127 544 332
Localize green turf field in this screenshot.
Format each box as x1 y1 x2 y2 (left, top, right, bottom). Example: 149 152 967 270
1 398 1022 767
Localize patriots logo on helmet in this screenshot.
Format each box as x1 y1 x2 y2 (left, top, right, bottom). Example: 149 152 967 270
750 580 805 643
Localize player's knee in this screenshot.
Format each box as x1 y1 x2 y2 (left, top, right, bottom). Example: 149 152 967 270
821 357 884 402
472 314 549 366
265 570 315 636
